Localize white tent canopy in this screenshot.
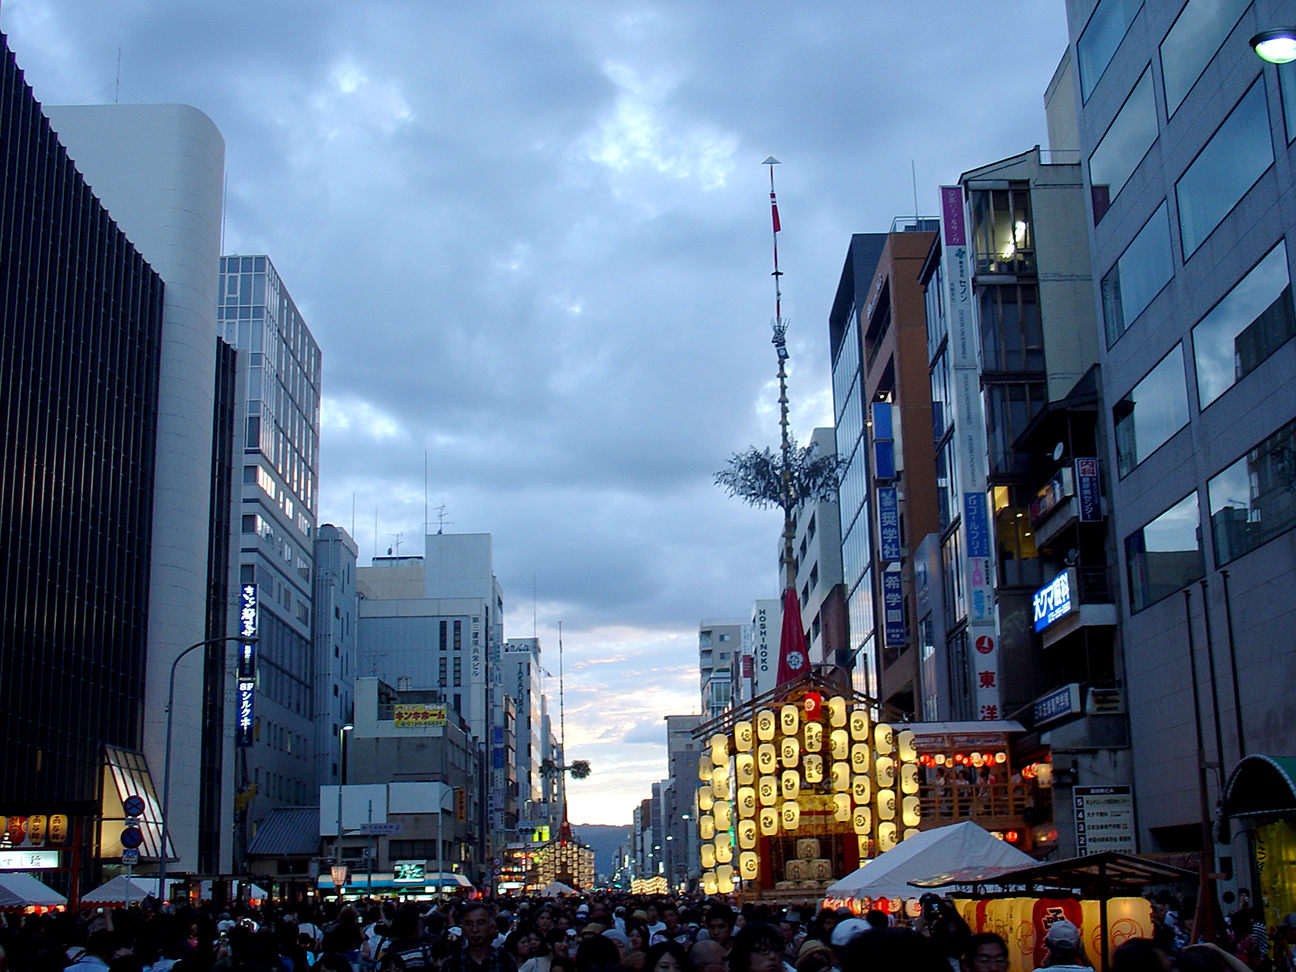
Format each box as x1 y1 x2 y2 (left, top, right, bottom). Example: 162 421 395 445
0 873 66 908
537 880 576 897
82 876 178 905
826 821 1036 902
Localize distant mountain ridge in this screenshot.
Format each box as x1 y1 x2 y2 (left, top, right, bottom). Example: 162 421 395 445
570 822 631 878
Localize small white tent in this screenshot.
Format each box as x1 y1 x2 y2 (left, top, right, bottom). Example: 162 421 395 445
826 821 1036 903
538 880 576 897
82 876 177 905
0 873 66 909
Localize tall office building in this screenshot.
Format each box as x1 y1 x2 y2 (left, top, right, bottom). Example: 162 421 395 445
661 715 702 889
0 36 167 894
314 525 360 785
1063 0 1296 862
697 619 745 720
45 101 229 877
828 224 940 712
787 428 848 672
219 254 322 848
502 638 544 827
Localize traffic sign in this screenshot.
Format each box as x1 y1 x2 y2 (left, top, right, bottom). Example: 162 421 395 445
123 795 146 817
120 827 143 849
358 822 402 835
121 849 139 865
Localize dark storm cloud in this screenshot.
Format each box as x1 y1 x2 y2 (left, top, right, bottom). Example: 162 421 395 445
3 0 1069 819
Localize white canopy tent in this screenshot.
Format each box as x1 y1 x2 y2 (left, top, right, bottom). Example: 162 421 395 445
826 821 1036 903
0 873 67 909
537 880 576 897
82 876 179 905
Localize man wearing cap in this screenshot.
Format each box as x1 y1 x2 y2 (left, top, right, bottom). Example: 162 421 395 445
1030 921 1088 972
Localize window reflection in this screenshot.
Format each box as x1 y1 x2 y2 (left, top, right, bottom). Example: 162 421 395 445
1176 79 1273 258
1078 0 1143 102
1125 492 1204 612
1114 344 1190 477
1192 243 1294 407
1089 69 1157 222
1102 202 1174 345
971 187 1033 275
1160 0 1249 117
1209 418 1296 565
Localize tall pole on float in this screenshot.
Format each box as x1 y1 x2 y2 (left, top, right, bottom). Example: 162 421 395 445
764 156 796 594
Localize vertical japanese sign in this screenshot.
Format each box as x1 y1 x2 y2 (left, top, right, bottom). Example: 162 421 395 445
237 583 257 747
877 487 901 562
1075 458 1101 522
882 567 905 647
963 492 994 623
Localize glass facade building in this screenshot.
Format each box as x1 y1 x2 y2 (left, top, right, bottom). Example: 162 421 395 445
0 30 163 860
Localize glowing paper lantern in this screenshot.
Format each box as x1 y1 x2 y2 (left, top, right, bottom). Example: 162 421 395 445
701 844 716 868
852 806 872 835
874 723 894 754
734 721 754 752
780 801 800 830
758 776 779 806
739 851 759 880
781 769 801 800
902 795 922 828
833 793 852 822
896 728 917 762
714 800 732 831
875 755 895 788
700 814 715 840
904 827 921 841
877 821 898 851
827 695 847 727
758 806 779 836
714 840 733 864
716 864 734 894
737 786 757 818
735 753 755 785
757 743 777 775
831 761 851 791
851 774 872 805
849 709 870 740
876 788 896 821
698 784 714 812
804 753 824 783
697 755 712 782
780 704 800 736
737 818 757 849
780 736 799 768
804 722 823 752
850 742 871 774
830 729 850 760
756 709 776 740
900 764 920 794
702 871 718 895
804 692 822 720
713 776 731 801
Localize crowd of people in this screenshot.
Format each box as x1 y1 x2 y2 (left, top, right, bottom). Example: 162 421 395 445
0 890 1289 972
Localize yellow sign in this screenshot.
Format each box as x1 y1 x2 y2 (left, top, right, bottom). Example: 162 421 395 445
393 704 447 728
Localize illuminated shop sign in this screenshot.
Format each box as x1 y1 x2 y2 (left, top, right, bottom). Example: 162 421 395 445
1033 569 1076 632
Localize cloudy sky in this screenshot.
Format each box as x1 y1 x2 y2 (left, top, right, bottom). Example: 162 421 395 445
4 1 1071 825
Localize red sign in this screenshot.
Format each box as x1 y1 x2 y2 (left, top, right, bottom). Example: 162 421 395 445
804 693 822 721
975 636 995 655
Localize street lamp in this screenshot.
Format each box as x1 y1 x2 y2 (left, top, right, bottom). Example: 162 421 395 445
335 724 354 866
1252 27 1296 63
158 635 258 899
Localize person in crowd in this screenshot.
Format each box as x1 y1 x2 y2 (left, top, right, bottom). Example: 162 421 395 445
837 928 949 972
67 931 117 972
791 941 831 972
642 942 690 972
378 911 433 972
1111 939 1173 972
728 923 787 972
689 940 725 972
650 909 691 949
443 904 516 972
960 934 1009 972
1030 921 1089 972
864 912 887 932
701 910 734 961
572 937 618 972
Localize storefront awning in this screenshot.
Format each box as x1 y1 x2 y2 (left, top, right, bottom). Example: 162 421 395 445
1222 755 1296 823
910 850 1195 897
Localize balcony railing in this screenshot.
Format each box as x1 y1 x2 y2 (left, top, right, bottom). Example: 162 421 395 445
918 781 1049 824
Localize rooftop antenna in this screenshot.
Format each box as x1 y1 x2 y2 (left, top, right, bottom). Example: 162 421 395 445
533 574 538 639
387 532 404 557
912 160 919 228
351 492 356 538
423 451 429 537
434 504 452 534
374 507 378 560
114 47 121 105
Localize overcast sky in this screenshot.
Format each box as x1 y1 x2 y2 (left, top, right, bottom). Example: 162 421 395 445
4 1 1071 826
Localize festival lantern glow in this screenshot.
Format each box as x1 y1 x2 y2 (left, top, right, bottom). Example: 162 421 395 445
735 721 754 751
698 784 714 811
756 710 776 740
736 753 755 784
738 786 757 818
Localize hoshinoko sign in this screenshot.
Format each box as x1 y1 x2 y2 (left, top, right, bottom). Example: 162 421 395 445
1033 568 1076 632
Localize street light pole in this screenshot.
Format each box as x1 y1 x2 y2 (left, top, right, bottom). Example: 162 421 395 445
335 724 353 868
158 636 257 900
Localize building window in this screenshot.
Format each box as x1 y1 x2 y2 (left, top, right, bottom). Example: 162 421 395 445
440 620 448 651
970 186 1033 275
1193 243 1294 407
1102 201 1174 346
1089 68 1157 222
1114 344 1190 477
1077 0 1142 102
439 657 448 685
941 530 966 624
1176 79 1273 259
453 657 462 687
979 283 1043 372
985 381 1048 477
453 620 462 650
1208 417 1296 566
1160 0 1250 117
1125 492 1204 612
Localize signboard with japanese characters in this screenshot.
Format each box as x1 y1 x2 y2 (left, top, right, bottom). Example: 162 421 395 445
1075 785 1136 855
882 566 905 647
393 704 448 729
878 487 901 562
236 678 255 747
1033 569 1077 632
1075 458 1101 522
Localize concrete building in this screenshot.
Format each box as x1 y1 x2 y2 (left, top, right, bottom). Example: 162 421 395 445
44 102 231 877
661 714 702 889
789 428 848 671
828 224 941 713
313 525 360 786
502 638 545 831
698 619 745 720
1061 0 1296 863
220 253 323 846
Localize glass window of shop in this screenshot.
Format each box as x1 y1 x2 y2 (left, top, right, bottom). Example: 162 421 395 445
1125 492 1204 612
1160 0 1250 117
1077 0 1142 102
971 186 1033 275
1209 417 1296 566
1114 343 1190 477
979 283 1043 372
1089 67 1157 223
1102 201 1174 346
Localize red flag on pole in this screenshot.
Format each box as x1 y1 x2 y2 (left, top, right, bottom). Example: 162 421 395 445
770 191 781 233
776 587 808 686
